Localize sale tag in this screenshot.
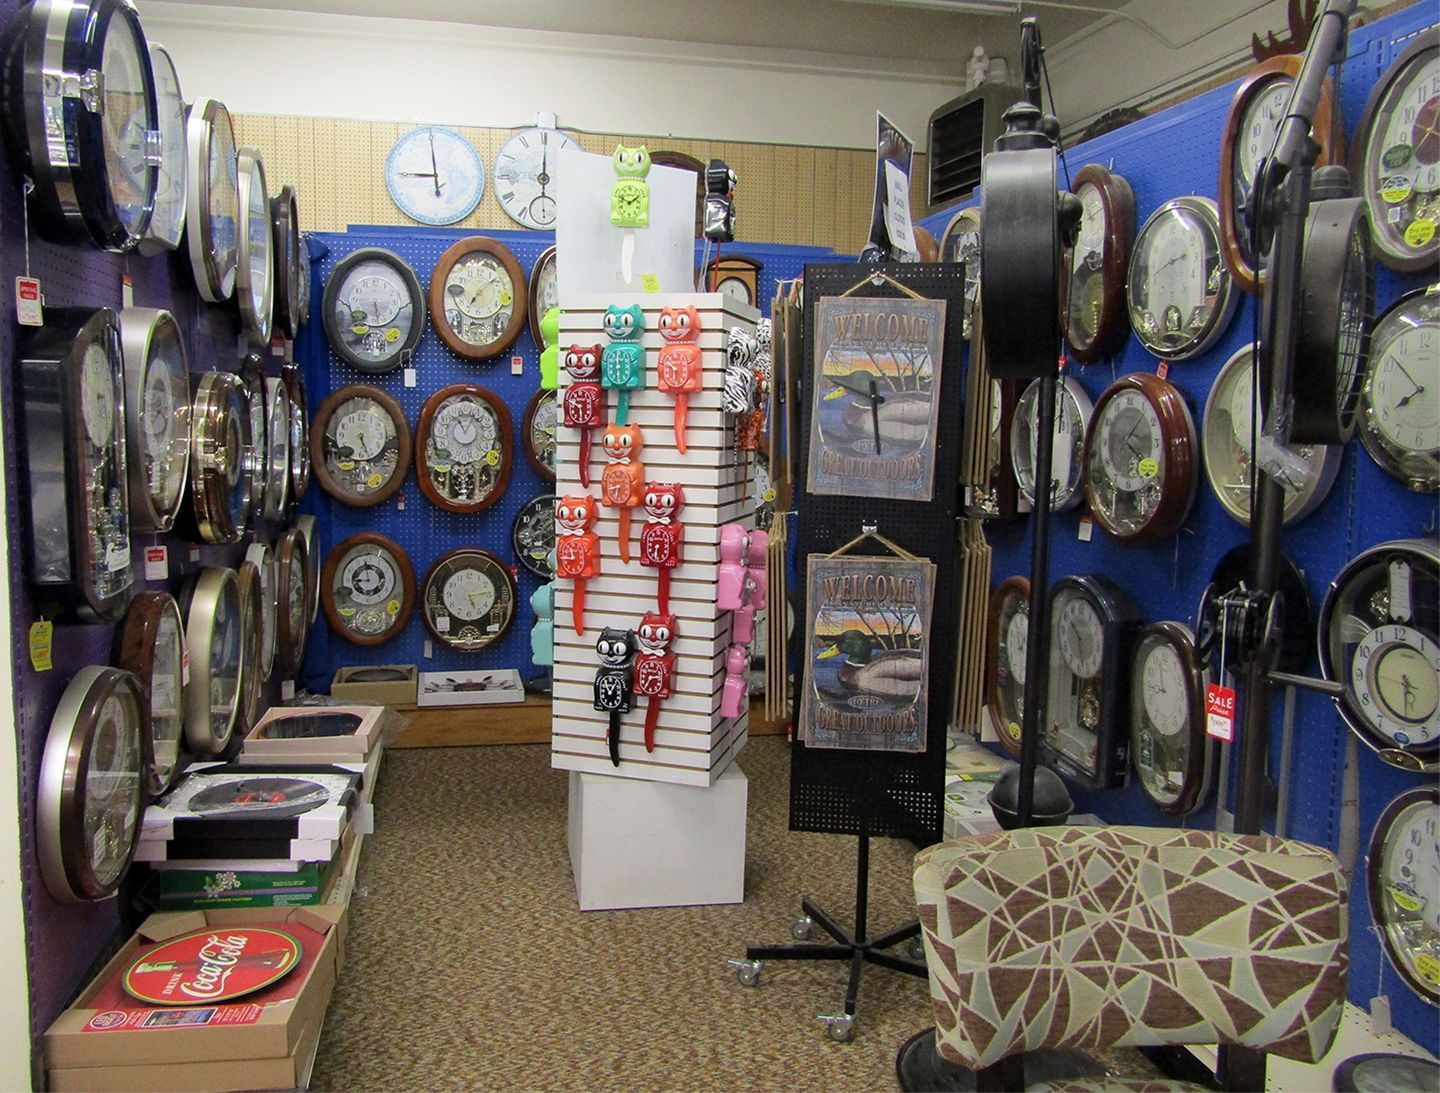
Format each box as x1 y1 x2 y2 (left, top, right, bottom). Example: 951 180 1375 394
1205 683 1236 742
144 545 168 581
403 367 417 388
1156 360 1169 380
511 355 524 376
181 648 190 687
15 277 42 326
121 273 133 309
28 621 52 672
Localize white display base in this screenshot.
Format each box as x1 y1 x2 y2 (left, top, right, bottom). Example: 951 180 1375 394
567 764 747 910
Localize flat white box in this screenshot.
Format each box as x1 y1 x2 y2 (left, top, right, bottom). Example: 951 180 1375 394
568 764 747 910
418 668 525 707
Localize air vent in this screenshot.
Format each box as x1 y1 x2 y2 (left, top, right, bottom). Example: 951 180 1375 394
927 84 1021 212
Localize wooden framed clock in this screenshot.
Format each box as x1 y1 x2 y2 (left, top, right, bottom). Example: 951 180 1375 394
421 548 517 652
521 388 557 483
706 254 763 308
322 532 415 646
527 245 558 350
1065 163 1135 360
985 576 1030 758
415 384 513 513
311 384 412 507
429 236 527 361
1129 620 1211 815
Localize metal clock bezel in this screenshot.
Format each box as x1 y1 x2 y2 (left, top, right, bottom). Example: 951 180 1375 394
1126 196 1238 360
1011 375 1093 511
137 41 186 256
262 376 292 521
184 96 239 303
184 371 254 545
235 558 266 734
244 541 278 683
235 148 274 347
1366 786 1440 1004
177 565 242 757
276 526 312 679
321 247 425 374
1357 287 1440 492
119 307 191 534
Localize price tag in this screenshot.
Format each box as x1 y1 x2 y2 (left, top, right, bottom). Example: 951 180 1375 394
1205 683 1236 741
511 355 524 376
1404 218 1436 248
1077 516 1093 542
281 680 296 700
404 368 417 388
181 649 190 686
15 277 42 326
641 273 661 293
28 621 52 672
188 545 201 562
144 545 168 581
121 273 134 309
1155 360 1169 380
1138 457 1159 479
435 615 450 633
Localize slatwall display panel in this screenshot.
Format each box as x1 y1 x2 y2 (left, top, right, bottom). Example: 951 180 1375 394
549 294 755 788
918 3 1439 1053
295 237 832 695
788 264 965 844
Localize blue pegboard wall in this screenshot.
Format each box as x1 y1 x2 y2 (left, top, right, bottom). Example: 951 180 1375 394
920 2 1439 1052
296 229 833 693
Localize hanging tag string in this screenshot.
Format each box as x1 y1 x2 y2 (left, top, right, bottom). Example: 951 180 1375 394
22 178 33 277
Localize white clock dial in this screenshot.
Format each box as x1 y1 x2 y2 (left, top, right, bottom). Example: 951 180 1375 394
1098 388 1161 494
494 126 580 229
340 551 397 606
1074 181 1104 255
433 398 497 465
718 277 751 307
535 259 558 317
1141 643 1188 738
1127 197 1234 358
1384 803 1440 936
334 404 388 461
1370 789 1440 1003
1004 609 1029 688
1376 54 1440 196
1369 328 1440 454
80 344 116 448
442 568 495 621
1013 377 1091 509
386 126 485 226
1352 625 1440 747
1236 79 1291 196
1057 595 1103 679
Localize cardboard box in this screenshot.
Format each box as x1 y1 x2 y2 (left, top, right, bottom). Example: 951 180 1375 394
418 668 524 707
239 704 385 764
330 664 417 707
44 905 346 1091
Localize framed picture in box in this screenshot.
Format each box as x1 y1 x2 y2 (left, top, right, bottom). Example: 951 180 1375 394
241 704 385 764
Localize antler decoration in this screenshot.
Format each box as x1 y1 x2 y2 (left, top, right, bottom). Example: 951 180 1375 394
1251 0 1317 61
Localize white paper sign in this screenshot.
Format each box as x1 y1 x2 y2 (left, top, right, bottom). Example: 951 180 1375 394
884 160 918 255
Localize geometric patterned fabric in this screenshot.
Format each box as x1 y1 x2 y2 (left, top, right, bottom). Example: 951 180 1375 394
914 826 1348 1070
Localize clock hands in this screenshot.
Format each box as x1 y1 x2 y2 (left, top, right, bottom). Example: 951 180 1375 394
428 129 441 199
829 374 886 453
1392 360 1426 407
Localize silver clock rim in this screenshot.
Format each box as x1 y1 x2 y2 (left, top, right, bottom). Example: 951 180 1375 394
1126 196 1238 361
119 307 191 533
262 377 292 521
235 148 274 346
180 566 241 755
184 96 238 303
245 541 278 682
137 41 186 256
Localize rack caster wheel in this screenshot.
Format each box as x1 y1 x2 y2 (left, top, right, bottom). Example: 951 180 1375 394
791 915 815 941
818 1013 856 1042
727 958 762 987
908 937 925 962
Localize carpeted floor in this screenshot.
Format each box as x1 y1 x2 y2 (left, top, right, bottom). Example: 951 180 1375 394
310 737 939 1090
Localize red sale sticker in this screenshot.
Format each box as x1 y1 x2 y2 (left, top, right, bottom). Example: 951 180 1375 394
15 276 42 326
122 928 301 1006
1205 683 1236 742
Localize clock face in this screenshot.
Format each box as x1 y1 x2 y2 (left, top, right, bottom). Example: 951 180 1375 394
494 125 580 229
113 592 186 799
512 494 556 580
322 533 414 646
1127 197 1237 359
421 549 517 651
236 150 273 346
1065 165 1134 360
1130 623 1208 814
417 384 512 513
187 371 253 544
276 528 311 678
718 277 751 307
1203 345 1342 526
185 98 238 303
385 126 486 226
986 576 1030 757
430 237 526 359
1359 289 1440 491
1047 585 1106 778
528 246 559 349
321 248 425 374
134 316 190 528
312 385 411 507
1011 376 1093 511
522 388 557 483
141 43 186 254
1368 788 1440 1003
939 208 982 339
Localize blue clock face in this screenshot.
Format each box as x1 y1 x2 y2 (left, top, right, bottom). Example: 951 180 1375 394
385 126 485 226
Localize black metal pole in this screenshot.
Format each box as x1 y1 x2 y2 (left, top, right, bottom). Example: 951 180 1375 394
1017 371 1058 827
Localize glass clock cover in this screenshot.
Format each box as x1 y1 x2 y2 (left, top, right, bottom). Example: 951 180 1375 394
113 591 185 799
985 576 1030 758
512 494 557 580
1011 376 1093 511
322 248 425 374
385 125 485 226
311 384 411 507
184 97 239 303
1367 787 1440 1004
1358 287 1440 492
429 236 527 360
262 377 292 521
244 541 278 682
119 307 190 534
422 548 518 651
235 559 265 733
138 42 186 256
178 566 242 757
276 527 311 678
1129 621 1210 815
528 246 559 349
494 122 579 230
184 371 253 544
321 532 415 646
416 384 513 513
522 388 558 483
1126 196 1237 360
1065 164 1135 360
235 149 273 346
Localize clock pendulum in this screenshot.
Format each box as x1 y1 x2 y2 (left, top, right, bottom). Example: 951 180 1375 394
633 611 678 752
720 644 751 719
601 305 646 425
561 344 605 488
554 495 600 635
657 305 703 451
717 523 751 610
592 627 637 766
639 483 686 615
600 423 645 563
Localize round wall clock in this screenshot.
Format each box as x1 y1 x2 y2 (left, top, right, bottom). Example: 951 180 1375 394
512 494 556 580
1011 375 1093 511
235 149 274 347
177 566 242 757
311 384 411 507
416 383 512 513
1358 287 1440 492
138 42 186 256
1129 620 1210 815
1219 55 1336 292
1126 196 1237 360
1367 786 1440 1003
238 357 269 526
0 0 159 250
37 665 144 903
939 207 981 339
18 308 133 621
493 120 580 230
119 307 191 534
1083 372 1198 545
322 532 415 646
244 541 278 683
528 246 559 349
297 239 313 329
421 548 517 652
184 97 239 303
262 377 292 521
1202 345 1342 527
282 363 310 503
275 526 311 678
321 248 424 374
113 591 185 799
295 515 321 624
522 388 557 483
429 236 527 360
985 575 1030 758
1065 164 1135 360
183 371 253 544
385 125 485 226
1319 538 1439 766
1351 27 1440 273
271 185 302 340
235 559 265 733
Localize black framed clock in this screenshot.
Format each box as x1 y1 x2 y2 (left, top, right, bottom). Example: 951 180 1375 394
421 548 518 652
1129 620 1211 815
429 237 527 360
322 532 415 646
415 383 512 513
112 591 185 799
282 363 310 503
528 245 558 350
271 185 303 340
1065 164 1135 360
985 576 1030 758
311 384 411 507
522 388 557 483
119 307 191 534
322 247 425 374
512 494 556 580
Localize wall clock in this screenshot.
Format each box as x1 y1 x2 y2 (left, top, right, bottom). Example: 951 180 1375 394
706 254 763 308
1065 164 1135 360
493 114 579 230
184 97 239 302
119 307 190 534
1043 573 1141 789
429 236 526 360
322 247 425 374
967 377 1022 522
276 526 311 678
1202 344 1342 527
1351 27 1440 273
37 665 144 903
0 0 159 250
321 532 415 646
239 357 269 526
1367 786 1440 1003
297 237 313 330
522 388 557 483
528 246 558 349
1129 620 1210 815
1083 372 1198 545
1126 196 1237 360
261 377 292 521
282 363 310 504
235 558 265 733
985 575 1029 758
421 548 517 652
385 124 485 226
1358 287 1439 492
112 591 185 798
243 542 277 684
295 515 321 625
416 383 512 513
1319 538 1439 767
939 207 982 340
1219 55 1336 292
311 383 411 507
1011 375 1093 511
271 185 302 340
18 307 133 621
138 42 186 256
177 566 242 757
235 149 273 346
513 494 556 580
183 371 253 544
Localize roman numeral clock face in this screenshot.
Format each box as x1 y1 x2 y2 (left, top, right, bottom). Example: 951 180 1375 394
494 126 580 230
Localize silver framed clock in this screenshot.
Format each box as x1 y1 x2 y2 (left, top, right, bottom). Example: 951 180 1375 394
138 41 186 256
177 566 243 757
235 149 274 347
184 97 238 303
119 308 190 534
